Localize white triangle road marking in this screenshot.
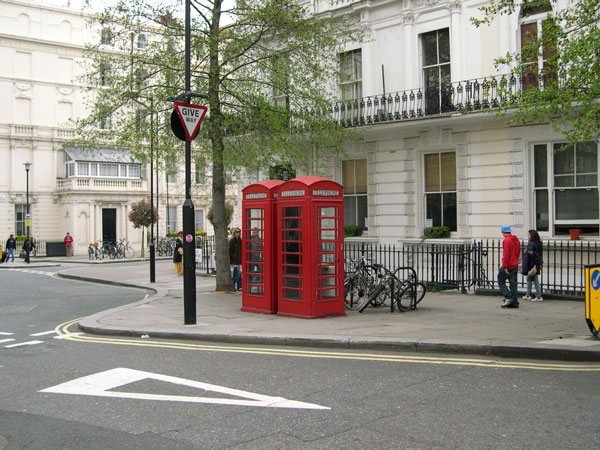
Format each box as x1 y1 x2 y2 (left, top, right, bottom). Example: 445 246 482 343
40 367 329 410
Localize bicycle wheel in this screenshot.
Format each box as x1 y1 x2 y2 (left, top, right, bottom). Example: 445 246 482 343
88 247 94 260
414 282 426 305
396 284 416 311
344 275 364 310
125 247 135 259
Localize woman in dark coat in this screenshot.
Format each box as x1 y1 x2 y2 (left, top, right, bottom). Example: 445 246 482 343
173 232 183 275
229 228 242 291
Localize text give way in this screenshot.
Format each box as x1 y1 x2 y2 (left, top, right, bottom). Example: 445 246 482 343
40 367 329 410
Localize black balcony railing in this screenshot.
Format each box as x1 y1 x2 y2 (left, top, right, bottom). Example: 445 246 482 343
331 70 557 127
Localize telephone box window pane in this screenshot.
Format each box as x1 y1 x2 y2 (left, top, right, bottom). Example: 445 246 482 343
249 286 263 296
249 220 263 230
320 229 336 240
284 206 300 217
321 254 337 264
284 254 300 266
247 241 264 254
320 218 336 229
320 207 336 217
319 289 337 300
284 230 301 242
284 289 301 300
321 242 335 252
284 278 302 288
248 208 263 218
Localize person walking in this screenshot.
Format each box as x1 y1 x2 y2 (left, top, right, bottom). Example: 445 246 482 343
22 235 34 264
173 232 183 275
6 234 16 262
498 224 521 308
229 227 242 292
64 232 74 257
522 229 543 302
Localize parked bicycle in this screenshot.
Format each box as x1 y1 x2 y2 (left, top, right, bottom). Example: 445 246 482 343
88 242 102 260
157 239 174 257
116 238 135 259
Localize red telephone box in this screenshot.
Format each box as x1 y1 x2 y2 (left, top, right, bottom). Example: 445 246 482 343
276 176 345 318
241 180 283 314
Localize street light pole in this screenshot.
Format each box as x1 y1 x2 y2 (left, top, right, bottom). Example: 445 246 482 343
23 162 31 264
149 96 156 282
182 0 196 325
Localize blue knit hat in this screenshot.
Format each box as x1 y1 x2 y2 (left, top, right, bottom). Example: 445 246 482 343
501 224 512 233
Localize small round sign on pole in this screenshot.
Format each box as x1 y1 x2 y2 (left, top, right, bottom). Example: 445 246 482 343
185 234 193 243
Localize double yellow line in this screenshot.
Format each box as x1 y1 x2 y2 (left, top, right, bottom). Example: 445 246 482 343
55 318 600 372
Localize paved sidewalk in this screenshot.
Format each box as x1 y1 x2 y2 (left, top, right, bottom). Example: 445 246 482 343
3 257 600 361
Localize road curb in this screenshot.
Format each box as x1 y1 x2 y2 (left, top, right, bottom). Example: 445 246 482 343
74 321 600 362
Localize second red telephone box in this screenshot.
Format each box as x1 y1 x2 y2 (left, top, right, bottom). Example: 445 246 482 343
276 176 345 318
241 180 283 314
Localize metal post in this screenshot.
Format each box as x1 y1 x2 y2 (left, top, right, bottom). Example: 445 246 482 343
183 0 196 324
24 162 31 264
149 97 156 282
156 110 160 243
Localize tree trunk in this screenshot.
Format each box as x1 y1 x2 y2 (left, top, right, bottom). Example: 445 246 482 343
209 0 234 292
140 227 145 258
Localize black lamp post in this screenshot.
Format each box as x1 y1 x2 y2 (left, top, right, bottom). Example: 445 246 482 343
149 96 155 282
23 162 31 264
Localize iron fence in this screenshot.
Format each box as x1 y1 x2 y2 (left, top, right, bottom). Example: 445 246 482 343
154 235 598 299
0 238 66 258
345 240 600 299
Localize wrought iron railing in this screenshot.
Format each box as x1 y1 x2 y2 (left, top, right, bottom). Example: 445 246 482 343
186 235 596 299
331 71 556 127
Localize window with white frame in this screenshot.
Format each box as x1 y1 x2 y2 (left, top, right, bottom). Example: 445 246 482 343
340 49 362 101
166 206 177 232
533 142 598 236
272 55 290 109
15 204 30 236
195 210 205 233
137 34 146 50
519 1 555 90
343 159 368 230
195 161 206 184
421 28 451 115
424 152 457 231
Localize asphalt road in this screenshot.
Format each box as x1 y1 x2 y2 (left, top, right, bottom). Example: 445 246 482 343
1 267 599 449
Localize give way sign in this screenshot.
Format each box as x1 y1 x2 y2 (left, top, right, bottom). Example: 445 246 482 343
174 101 208 141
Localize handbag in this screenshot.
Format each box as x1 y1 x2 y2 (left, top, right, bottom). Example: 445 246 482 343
178 247 183 255
527 265 537 277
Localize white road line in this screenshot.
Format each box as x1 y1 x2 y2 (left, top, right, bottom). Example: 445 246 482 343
0 332 14 335
40 368 330 410
0 339 16 344
30 330 56 337
54 333 83 340
4 340 44 348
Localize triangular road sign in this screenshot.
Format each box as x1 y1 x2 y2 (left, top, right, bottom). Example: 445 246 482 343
174 101 208 141
40 367 329 410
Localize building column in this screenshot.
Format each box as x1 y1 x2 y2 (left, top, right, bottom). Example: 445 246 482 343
403 12 416 89
450 1 463 82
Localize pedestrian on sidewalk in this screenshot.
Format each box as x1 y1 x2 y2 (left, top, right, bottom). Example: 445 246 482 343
498 224 520 308
6 234 16 262
64 232 74 257
522 229 543 302
22 235 34 264
229 227 242 292
173 232 183 275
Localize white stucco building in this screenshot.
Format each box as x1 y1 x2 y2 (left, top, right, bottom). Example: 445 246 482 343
1 0 597 256
0 0 241 255
294 0 597 243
